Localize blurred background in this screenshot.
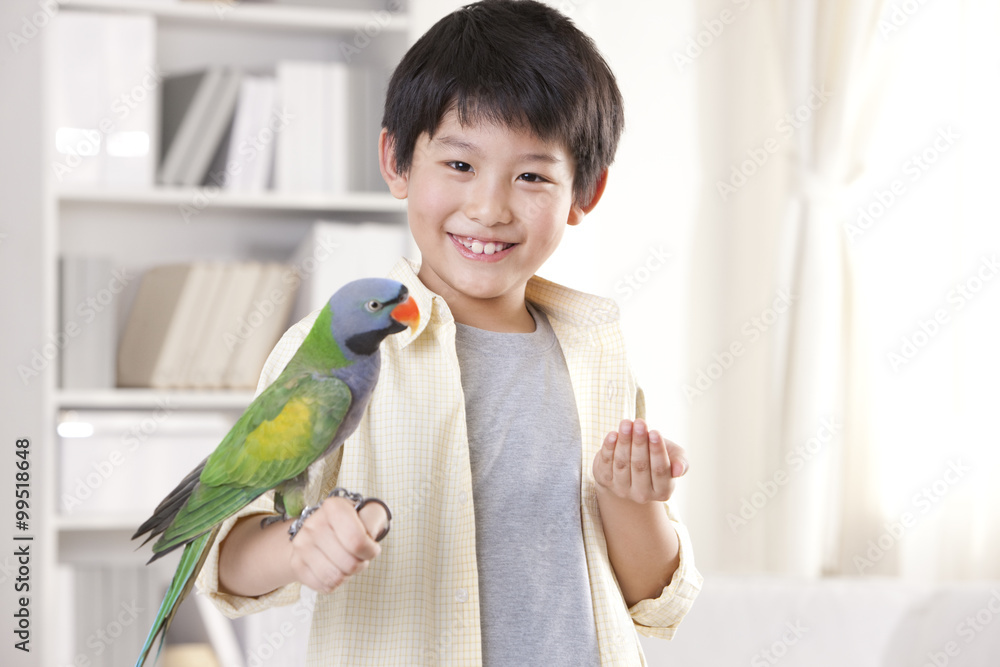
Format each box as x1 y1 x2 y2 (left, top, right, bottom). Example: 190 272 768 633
1 0 998 665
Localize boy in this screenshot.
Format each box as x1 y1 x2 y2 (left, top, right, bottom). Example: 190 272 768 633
198 1 701 664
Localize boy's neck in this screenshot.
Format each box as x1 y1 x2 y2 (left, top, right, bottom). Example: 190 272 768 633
453 298 535 333
418 270 535 333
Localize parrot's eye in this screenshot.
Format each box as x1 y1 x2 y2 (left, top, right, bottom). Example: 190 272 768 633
365 300 382 312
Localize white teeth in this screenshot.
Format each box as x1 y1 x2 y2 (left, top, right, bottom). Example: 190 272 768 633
459 236 510 255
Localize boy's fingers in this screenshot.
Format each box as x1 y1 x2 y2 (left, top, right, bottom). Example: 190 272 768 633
649 430 675 499
290 518 351 593
612 419 633 493
593 431 617 487
320 497 381 561
630 418 654 499
664 440 688 478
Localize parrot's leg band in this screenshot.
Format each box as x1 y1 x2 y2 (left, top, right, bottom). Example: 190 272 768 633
287 503 321 540
287 487 392 542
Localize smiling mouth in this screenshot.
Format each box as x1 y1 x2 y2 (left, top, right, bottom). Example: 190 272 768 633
451 234 516 256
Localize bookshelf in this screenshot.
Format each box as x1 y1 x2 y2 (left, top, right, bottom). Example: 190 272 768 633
57 185 406 212
56 388 257 410
34 1 419 665
62 0 412 33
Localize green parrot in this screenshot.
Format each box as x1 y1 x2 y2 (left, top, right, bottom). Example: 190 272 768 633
131 277 419 667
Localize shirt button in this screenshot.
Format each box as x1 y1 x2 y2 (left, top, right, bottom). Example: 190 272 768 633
455 588 468 603
606 380 618 401
458 490 468 505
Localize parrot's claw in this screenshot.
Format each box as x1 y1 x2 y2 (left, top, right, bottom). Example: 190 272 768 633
259 513 288 529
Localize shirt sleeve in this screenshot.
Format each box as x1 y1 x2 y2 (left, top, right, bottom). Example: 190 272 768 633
627 504 703 638
195 312 319 618
626 383 704 638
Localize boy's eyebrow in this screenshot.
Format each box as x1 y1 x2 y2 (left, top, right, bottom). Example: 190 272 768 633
433 134 563 164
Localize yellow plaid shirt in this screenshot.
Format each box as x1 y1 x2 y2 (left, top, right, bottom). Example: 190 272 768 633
197 258 702 666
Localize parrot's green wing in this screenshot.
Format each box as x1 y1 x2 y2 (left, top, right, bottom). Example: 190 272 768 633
151 370 352 555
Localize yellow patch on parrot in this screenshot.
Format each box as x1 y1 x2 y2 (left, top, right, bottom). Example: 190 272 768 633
244 398 313 461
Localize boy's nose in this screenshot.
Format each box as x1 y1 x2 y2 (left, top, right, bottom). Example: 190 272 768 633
463 178 512 227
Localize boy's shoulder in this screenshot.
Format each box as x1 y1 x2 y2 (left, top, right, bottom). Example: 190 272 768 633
525 273 620 328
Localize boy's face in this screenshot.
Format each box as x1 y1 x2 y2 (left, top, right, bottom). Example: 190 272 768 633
381 110 591 327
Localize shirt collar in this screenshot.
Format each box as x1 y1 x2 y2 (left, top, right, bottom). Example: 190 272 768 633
387 258 450 349
386 257 619 349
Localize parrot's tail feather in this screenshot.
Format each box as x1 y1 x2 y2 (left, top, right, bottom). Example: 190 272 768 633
151 484 267 560
135 528 218 667
133 459 207 543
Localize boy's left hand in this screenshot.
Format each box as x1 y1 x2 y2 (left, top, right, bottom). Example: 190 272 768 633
592 418 688 504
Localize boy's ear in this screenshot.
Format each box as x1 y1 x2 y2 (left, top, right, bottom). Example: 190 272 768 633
568 168 608 226
378 128 408 199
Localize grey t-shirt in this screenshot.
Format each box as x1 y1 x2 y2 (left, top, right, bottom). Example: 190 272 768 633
454 303 600 667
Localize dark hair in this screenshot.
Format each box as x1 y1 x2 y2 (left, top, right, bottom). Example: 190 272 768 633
382 0 624 206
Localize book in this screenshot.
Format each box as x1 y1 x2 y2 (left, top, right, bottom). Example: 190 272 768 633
348 65 392 193
324 62 350 194
275 61 326 193
159 68 226 186
151 262 230 388
187 263 262 388
184 68 243 187
275 60 353 194
49 11 157 187
117 263 198 387
173 263 228 387
222 263 298 389
217 75 278 192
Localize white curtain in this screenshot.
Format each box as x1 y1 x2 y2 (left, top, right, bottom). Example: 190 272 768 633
847 0 1000 579
681 0 1000 579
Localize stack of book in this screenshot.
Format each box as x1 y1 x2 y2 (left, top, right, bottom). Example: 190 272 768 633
117 261 298 389
158 62 388 193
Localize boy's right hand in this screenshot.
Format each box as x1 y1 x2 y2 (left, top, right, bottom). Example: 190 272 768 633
288 496 389 593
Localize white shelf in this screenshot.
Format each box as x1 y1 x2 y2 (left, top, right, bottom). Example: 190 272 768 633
57 186 405 213
35 1 414 661
57 388 255 410
56 513 151 532
61 0 410 34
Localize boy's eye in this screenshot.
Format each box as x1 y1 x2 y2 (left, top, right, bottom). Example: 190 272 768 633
446 161 473 172
518 172 547 183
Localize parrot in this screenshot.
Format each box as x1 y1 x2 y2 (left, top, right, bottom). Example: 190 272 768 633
131 277 419 667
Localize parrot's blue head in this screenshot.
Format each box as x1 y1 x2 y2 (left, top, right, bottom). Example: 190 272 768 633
328 278 420 357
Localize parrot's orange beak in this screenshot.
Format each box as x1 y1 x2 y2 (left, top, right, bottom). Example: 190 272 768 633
390 295 420 332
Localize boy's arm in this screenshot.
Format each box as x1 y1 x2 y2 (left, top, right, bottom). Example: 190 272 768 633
592 418 687 607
